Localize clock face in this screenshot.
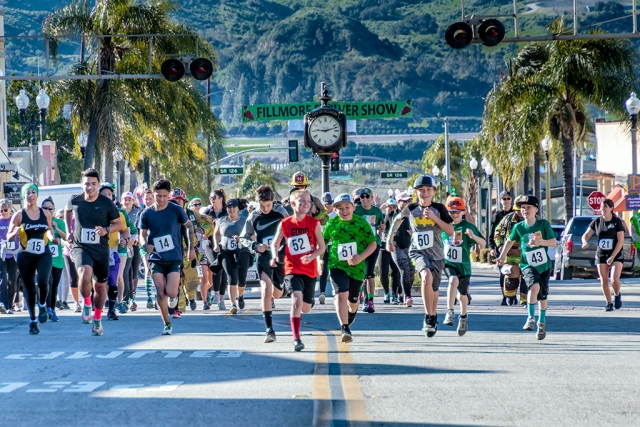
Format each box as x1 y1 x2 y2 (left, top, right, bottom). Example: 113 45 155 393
309 115 341 147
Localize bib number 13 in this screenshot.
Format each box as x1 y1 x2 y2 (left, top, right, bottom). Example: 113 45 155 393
81 228 100 244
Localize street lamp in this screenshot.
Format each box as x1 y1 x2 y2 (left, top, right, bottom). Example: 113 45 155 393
482 159 494 246
541 136 552 221
469 158 480 229
78 131 88 158
432 165 441 200
626 92 640 178
16 88 50 184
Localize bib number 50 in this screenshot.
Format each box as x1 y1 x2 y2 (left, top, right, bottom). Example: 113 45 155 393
412 231 433 250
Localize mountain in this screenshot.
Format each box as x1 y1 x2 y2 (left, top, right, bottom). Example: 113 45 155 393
0 0 634 135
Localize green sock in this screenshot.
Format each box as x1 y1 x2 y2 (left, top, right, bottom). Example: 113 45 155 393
132 291 136 303
527 303 535 318
145 276 152 299
367 293 374 300
539 309 546 323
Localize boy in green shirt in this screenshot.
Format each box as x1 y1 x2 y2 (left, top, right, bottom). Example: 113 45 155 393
441 197 485 336
496 195 556 340
323 193 377 343
353 187 385 313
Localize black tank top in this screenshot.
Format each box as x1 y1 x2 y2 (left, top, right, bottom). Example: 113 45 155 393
21 208 48 240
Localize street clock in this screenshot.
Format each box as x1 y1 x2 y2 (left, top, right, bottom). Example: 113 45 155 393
304 89 347 153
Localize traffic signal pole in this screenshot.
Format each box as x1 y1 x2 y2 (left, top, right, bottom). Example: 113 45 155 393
320 154 331 194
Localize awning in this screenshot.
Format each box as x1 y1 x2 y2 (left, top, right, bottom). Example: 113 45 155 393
606 185 627 212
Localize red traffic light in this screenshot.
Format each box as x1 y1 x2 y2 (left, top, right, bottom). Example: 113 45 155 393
161 59 185 82
445 22 473 49
478 19 505 47
190 58 214 81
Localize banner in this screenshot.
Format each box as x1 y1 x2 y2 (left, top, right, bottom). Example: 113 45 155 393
242 100 412 122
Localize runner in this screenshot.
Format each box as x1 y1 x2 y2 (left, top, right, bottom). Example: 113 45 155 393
139 179 195 335
42 197 67 322
282 171 328 224
138 189 156 309
202 189 228 307
318 192 337 305
378 198 401 304
65 169 123 336
240 185 289 343
7 184 54 334
323 193 377 342
353 188 384 313
271 189 325 351
121 192 142 311
496 195 556 340
494 195 527 306
489 191 514 305
390 191 415 306
387 175 454 338
581 198 625 311
441 197 485 336
0 199 18 314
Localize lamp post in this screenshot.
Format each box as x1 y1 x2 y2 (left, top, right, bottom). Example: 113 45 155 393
626 92 640 216
15 88 50 184
431 165 440 200
482 158 494 247
541 136 552 221
78 131 88 159
469 157 480 229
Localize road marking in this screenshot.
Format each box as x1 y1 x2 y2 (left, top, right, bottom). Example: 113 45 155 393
312 333 331 427
335 332 370 424
3 350 242 360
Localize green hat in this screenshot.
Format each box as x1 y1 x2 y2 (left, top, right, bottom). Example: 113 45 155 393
21 183 38 199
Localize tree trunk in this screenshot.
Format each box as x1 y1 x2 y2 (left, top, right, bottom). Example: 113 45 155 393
561 134 574 223
465 171 478 224
83 113 99 170
523 166 530 195
534 152 541 203
129 162 138 192
102 147 114 184
143 158 150 186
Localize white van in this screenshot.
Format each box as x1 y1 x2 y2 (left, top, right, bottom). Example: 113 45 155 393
36 183 83 211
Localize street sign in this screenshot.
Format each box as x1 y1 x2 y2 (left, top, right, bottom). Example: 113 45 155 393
213 166 244 175
3 181 29 203
242 100 412 122
626 195 640 210
380 171 408 179
0 162 18 172
587 191 606 210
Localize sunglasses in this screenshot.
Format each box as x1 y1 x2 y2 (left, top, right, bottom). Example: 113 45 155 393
502 197 511 201
1 209 9 213
361 194 371 199
192 203 202 207
43 207 55 211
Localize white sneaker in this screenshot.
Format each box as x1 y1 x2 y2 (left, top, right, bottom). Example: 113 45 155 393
218 300 226 310
212 294 220 304
523 316 536 331
443 310 455 326
319 293 326 305
163 323 172 335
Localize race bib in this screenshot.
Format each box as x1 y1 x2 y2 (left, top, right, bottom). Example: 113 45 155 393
153 235 175 253
80 228 100 244
26 239 45 255
526 248 548 267
226 238 238 250
444 245 462 263
364 215 376 235
109 250 116 266
598 239 613 250
262 236 274 246
337 242 357 261
2 240 16 251
288 234 311 256
196 265 203 277
49 244 59 257
412 231 434 250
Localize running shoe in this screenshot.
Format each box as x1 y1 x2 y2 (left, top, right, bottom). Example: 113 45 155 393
348 310 356 326
341 327 353 343
212 294 220 304
117 302 127 314
319 293 325 305
264 328 276 343
61 301 70 310
163 323 173 335
536 322 546 340
172 309 182 319
218 301 226 311
0 303 6 314
13 304 21 313
107 309 119 321
614 294 622 310
383 293 390 304
398 295 404 304
81 305 92 325
55 300 64 311
293 339 305 352
130 302 138 312
271 297 275 309
203 302 210 310
422 315 437 338
405 296 413 307
146 298 154 309
501 296 508 306
523 316 536 330
47 309 59 322
457 316 468 336
520 297 527 306
29 321 39 335
75 303 82 313
92 320 103 336
124 302 130 312
238 295 245 309
361 297 368 313
392 294 399 305
38 305 48 324
229 304 238 314
604 302 614 312
189 299 197 311
366 300 375 313
443 309 455 326
6 309 13 314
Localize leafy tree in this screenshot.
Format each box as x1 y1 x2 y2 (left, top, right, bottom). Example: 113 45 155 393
237 160 278 199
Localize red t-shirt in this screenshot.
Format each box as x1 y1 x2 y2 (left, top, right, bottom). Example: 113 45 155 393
281 214 320 278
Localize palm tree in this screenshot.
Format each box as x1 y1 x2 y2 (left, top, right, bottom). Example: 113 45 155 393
43 0 224 189
480 19 639 222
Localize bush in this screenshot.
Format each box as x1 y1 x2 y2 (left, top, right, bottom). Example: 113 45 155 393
479 248 492 263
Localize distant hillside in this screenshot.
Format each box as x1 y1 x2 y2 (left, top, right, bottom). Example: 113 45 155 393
1 0 635 135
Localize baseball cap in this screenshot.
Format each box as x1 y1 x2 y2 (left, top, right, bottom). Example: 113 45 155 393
413 175 437 189
322 192 334 204
121 191 134 201
397 191 412 202
226 198 240 207
386 198 397 206
334 193 354 206
360 188 373 196
515 195 539 208
499 190 511 198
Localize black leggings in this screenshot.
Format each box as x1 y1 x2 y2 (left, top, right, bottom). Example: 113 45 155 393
378 249 400 294
64 256 79 288
220 250 251 290
123 256 133 302
0 257 18 309
17 252 52 321
319 250 329 293
48 266 63 311
129 247 142 299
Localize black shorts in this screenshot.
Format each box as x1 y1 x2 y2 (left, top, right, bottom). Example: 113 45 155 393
597 253 624 265
149 260 182 277
521 267 550 301
72 248 110 283
257 253 284 290
330 268 362 304
443 266 470 296
364 246 381 279
285 274 315 304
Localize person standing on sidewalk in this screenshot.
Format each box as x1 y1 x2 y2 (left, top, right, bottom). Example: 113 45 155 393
489 191 514 305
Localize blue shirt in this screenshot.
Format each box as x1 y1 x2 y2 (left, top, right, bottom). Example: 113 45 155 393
139 203 188 262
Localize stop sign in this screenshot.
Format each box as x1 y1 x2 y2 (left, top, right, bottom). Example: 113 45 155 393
588 191 606 210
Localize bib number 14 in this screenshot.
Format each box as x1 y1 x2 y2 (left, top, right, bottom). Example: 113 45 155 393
153 235 174 253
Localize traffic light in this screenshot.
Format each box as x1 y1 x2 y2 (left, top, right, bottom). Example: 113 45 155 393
445 18 505 49
190 58 214 81
331 152 339 171
445 22 473 49
161 58 214 82
478 19 505 47
288 140 299 162
161 59 185 82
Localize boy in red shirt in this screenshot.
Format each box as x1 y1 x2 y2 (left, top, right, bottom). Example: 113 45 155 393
271 190 325 351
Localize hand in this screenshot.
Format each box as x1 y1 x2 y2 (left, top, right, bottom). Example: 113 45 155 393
379 223 386 232
465 229 475 238
213 245 220 253
490 249 497 257
494 257 506 267
301 254 313 264
188 248 196 261
347 254 361 266
581 242 589 249
317 260 324 276
256 244 266 253
423 207 432 219
196 227 205 235
607 256 615 266
119 238 127 248
270 256 278 267
52 238 60 245
145 244 154 253
530 237 542 247
373 194 381 206
67 234 75 244
96 226 108 237
386 241 396 253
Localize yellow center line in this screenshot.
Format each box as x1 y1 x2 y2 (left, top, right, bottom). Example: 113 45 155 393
312 332 331 427
335 332 370 423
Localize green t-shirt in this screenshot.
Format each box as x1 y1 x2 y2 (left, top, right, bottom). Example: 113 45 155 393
441 219 484 276
509 218 555 274
322 214 376 281
354 205 384 245
117 208 138 256
49 217 66 269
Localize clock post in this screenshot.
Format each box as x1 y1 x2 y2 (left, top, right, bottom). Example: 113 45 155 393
304 82 347 193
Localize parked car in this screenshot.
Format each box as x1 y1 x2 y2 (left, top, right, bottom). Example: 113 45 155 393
548 224 565 273
554 216 636 280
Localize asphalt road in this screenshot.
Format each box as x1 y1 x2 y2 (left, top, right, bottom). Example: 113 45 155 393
1 267 639 427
